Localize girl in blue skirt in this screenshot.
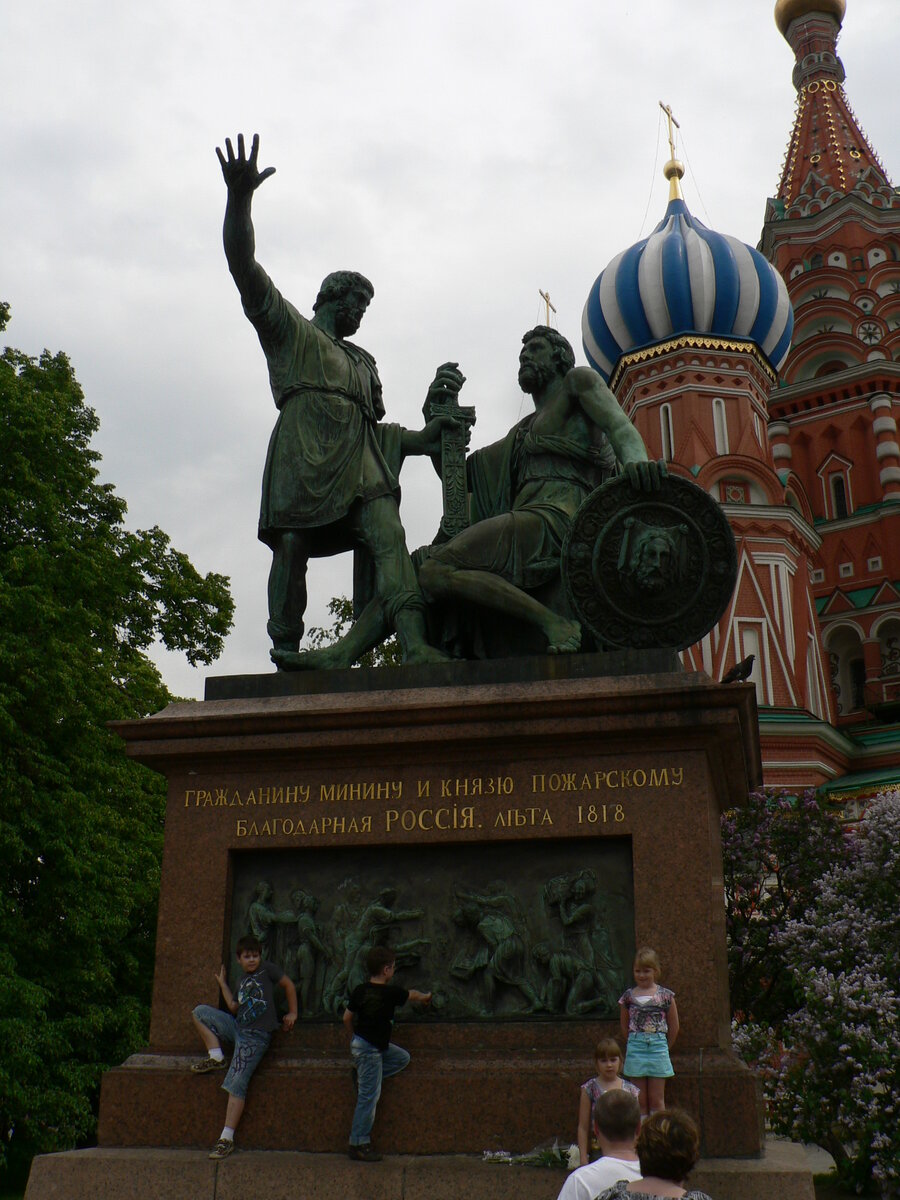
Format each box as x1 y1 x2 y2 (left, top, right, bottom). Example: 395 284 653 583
619 947 679 1118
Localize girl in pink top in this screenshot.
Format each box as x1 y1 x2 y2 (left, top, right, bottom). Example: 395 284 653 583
619 947 679 1118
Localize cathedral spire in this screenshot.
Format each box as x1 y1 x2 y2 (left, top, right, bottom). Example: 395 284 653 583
774 0 897 214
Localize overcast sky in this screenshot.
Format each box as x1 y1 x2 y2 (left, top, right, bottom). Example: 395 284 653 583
3 1 897 699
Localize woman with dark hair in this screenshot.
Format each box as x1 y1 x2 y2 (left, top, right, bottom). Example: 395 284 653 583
595 1109 713 1200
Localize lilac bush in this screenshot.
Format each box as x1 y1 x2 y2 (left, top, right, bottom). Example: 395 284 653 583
721 788 844 1026
731 790 900 1197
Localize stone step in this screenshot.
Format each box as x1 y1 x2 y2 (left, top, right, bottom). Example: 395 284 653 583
25 1144 816 1200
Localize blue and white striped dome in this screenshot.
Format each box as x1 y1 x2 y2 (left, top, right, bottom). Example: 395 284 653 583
582 197 794 382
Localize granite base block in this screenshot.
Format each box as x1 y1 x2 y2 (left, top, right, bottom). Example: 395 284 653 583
97 1050 762 1158
24 1148 215 1200
26 1145 815 1200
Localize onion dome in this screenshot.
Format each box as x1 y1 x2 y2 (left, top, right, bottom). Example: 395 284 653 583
774 0 845 39
582 161 794 383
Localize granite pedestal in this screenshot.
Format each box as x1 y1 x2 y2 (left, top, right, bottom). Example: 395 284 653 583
26 654 814 1198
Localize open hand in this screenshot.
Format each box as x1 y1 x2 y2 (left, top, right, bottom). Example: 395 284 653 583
282 1012 297 1032
216 133 276 197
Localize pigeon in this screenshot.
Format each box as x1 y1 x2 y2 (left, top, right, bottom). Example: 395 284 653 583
722 654 755 683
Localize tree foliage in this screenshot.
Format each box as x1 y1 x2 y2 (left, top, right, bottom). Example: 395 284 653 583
721 788 845 1026
0 308 234 1185
304 594 401 667
727 790 900 1197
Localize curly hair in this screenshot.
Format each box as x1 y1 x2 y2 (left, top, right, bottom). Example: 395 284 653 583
521 326 576 373
635 1109 701 1181
313 270 374 311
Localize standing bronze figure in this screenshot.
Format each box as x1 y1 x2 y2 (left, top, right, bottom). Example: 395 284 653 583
216 133 464 665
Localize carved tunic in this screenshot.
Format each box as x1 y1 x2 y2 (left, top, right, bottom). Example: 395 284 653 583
244 273 399 548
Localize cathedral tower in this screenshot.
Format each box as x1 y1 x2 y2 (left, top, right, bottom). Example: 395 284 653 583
761 0 900 757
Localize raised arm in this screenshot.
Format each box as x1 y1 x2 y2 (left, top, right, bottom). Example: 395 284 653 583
215 132 276 310
215 964 238 1015
568 366 665 492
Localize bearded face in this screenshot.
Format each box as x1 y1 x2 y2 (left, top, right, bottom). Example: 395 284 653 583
331 284 372 336
631 534 676 594
518 338 559 393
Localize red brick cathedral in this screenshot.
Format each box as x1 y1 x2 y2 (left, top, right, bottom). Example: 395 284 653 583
583 0 899 808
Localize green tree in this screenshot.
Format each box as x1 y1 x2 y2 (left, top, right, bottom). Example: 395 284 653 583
0 305 233 1186
304 595 401 667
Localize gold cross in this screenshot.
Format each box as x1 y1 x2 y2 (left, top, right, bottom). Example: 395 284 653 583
659 101 680 159
539 289 557 326
659 101 685 200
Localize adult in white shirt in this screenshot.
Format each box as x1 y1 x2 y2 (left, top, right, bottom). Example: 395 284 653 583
558 1090 642 1200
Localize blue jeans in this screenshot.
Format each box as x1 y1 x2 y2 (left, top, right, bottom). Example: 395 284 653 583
349 1036 410 1145
193 1003 272 1099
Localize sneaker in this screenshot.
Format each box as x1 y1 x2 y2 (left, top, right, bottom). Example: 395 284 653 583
209 1138 234 1160
191 1056 226 1074
348 1143 382 1162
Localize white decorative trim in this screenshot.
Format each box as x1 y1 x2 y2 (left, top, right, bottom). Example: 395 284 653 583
762 759 841 776
880 467 900 485
876 441 900 461
772 444 793 460
768 421 791 439
869 394 893 413
873 416 898 435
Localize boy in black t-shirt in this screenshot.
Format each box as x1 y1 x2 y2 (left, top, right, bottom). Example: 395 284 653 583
191 934 297 1159
343 945 432 1161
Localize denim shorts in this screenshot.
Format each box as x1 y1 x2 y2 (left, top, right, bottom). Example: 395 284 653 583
193 1004 272 1099
624 1031 674 1078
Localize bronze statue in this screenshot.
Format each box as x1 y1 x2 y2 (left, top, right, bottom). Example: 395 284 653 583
531 943 604 1015
246 881 293 961
216 133 466 666
288 889 328 1015
276 326 664 667
450 888 541 1015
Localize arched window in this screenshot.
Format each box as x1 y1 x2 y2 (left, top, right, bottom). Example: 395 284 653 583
713 398 729 455
660 404 674 461
815 360 849 378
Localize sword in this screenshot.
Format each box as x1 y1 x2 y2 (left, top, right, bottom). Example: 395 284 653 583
423 372 475 540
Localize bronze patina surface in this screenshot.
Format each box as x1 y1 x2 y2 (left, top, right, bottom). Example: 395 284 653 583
229 842 633 1021
563 474 738 650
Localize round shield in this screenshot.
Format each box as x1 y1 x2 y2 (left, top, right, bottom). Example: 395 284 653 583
562 472 737 651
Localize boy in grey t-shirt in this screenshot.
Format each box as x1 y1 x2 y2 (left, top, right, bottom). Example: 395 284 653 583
191 934 297 1159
